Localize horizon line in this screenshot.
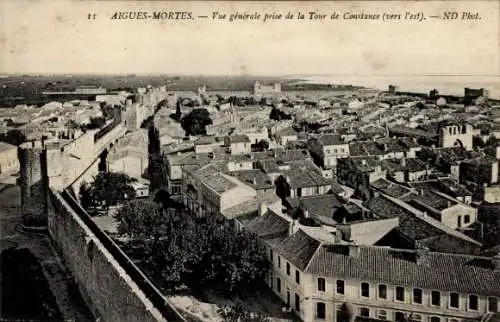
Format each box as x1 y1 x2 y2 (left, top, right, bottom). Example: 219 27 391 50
1 73 499 78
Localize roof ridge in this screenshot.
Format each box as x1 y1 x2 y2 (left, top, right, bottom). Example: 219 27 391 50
382 194 481 246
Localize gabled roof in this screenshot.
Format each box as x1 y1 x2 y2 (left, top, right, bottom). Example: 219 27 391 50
273 229 321 271
276 127 298 137
245 210 290 239
229 134 251 143
0 141 17 153
305 244 500 297
318 134 345 146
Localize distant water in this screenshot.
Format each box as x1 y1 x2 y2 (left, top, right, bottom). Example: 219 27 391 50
291 75 500 99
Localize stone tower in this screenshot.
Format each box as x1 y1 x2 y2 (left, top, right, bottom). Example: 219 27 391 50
18 140 50 229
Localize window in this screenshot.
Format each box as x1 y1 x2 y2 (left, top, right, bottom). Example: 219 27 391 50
286 262 290 275
413 288 423 304
361 282 370 298
378 310 387 320
277 278 281 293
278 256 281 268
449 319 459 322
396 286 405 302
316 302 326 319
269 249 273 262
431 291 441 306
378 284 387 299
468 294 478 311
430 317 441 322
488 297 498 312
317 278 326 292
395 312 405 322
295 270 300 284
450 293 459 309
413 314 422 322
464 215 470 224
294 293 300 312
336 280 345 295
359 307 370 317
457 216 462 228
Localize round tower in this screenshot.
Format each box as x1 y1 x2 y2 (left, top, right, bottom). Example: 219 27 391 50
18 140 49 229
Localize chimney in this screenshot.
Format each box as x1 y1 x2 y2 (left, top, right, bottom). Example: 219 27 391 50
288 220 298 236
493 253 500 272
416 246 430 266
252 178 257 185
303 208 309 218
401 158 406 167
258 202 268 217
335 229 343 243
348 242 360 258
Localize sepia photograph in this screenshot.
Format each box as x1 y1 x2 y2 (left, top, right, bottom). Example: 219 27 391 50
0 0 499 321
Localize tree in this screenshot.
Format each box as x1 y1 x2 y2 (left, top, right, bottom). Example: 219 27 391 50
79 182 95 212
89 172 136 213
175 99 182 118
85 116 106 130
217 303 270 322
114 199 166 239
154 189 183 210
117 203 269 295
181 108 213 136
269 107 281 121
275 175 291 200
148 122 165 191
256 139 269 151
0 129 27 146
148 122 161 155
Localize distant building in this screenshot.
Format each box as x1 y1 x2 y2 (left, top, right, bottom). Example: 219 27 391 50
388 85 400 94
253 81 281 95
464 88 489 106
439 123 474 151
0 142 19 175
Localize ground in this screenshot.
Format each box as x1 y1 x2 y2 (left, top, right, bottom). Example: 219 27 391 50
168 288 297 322
0 172 94 321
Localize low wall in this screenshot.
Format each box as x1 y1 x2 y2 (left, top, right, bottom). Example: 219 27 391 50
48 188 185 322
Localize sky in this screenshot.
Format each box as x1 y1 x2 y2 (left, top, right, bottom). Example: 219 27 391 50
1 0 499 77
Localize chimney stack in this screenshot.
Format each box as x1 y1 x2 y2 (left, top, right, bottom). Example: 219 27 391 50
348 242 360 258
493 253 500 272
416 246 430 266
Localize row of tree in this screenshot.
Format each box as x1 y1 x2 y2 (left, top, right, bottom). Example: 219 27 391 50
114 197 269 297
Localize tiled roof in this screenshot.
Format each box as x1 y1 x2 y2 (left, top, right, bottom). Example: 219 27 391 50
276 127 298 137
318 134 345 146
231 170 274 190
229 134 251 143
245 210 290 239
371 178 414 198
203 173 237 193
0 141 17 153
365 195 452 241
402 190 458 211
274 229 321 271
305 245 500 297
222 193 280 220
283 164 332 189
300 194 343 224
